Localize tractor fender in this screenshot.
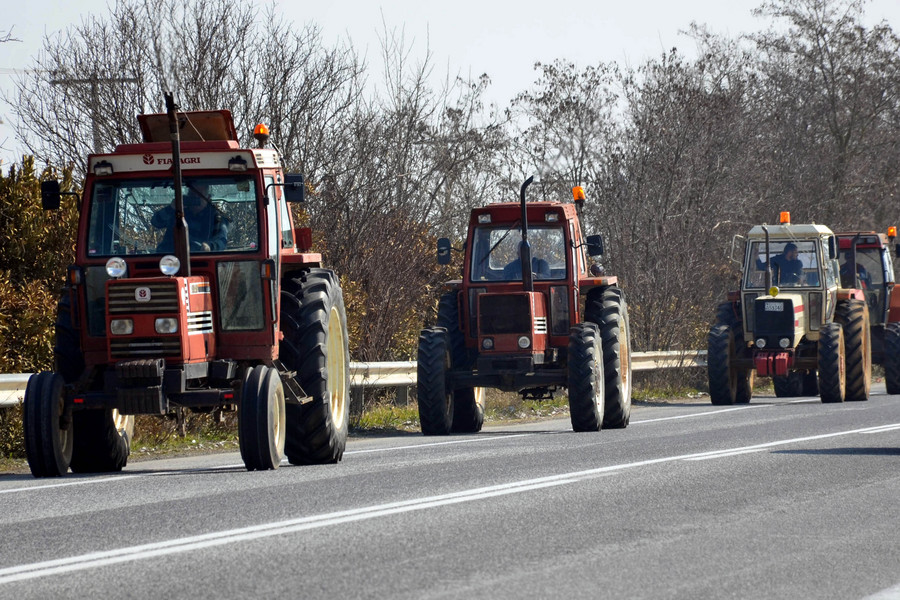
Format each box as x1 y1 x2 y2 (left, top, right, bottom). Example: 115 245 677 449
579 276 618 295
888 286 900 323
837 289 865 302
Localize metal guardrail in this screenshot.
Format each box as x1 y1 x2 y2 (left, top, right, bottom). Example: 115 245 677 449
0 351 708 408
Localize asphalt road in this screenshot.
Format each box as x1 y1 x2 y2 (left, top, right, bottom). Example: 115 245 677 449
2 386 900 600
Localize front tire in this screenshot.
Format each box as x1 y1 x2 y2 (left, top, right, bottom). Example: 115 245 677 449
773 372 803 397
239 365 286 471
23 372 73 477
836 299 871 401
567 323 604 432
417 327 453 435
435 292 483 433
585 288 632 429
818 322 846 403
280 269 350 465
884 322 900 394
69 409 133 473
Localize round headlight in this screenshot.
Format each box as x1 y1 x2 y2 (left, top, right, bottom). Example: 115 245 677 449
159 255 180 276
779 337 791 348
482 338 494 350
755 338 767 349
105 257 127 278
518 336 531 349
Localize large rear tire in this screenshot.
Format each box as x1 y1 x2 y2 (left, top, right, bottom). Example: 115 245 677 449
435 292 484 433
69 408 132 473
818 322 846 403
707 324 737 405
586 288 631 429
417 327 453 435
773 372 803 397
836 299 871 402
23 372 73 477
239 365 286 471
567 323 604 432
280 269 350 465
885 322 900 394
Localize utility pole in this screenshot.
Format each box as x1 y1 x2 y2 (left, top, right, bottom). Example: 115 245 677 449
49 72 138 153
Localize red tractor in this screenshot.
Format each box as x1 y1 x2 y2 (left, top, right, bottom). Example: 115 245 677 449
834 230 900 392
417 177 631 434
25 95 350 476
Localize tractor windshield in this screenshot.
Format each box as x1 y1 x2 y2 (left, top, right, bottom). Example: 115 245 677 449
85 176 259 256
744 240 821 288
470 224 567 282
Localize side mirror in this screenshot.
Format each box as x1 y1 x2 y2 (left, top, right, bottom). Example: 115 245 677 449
828 236 838 260
585 234 604 257
41 180 62 211
283 174 305 203
437 238 452 265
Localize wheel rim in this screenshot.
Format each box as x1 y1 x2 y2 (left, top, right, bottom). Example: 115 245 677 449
326 305 347 429
273 380 285 453
56 394 72 463
473 387 485 408
111 409 134 440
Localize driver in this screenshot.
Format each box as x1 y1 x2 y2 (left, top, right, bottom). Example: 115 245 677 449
151 182 229 253
760 243 803 286
503 256 551 280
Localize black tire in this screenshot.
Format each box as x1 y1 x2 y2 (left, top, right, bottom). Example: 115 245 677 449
436 292 483 433
885 322 900 394
23 372 73 477
69 408 132 473
836 299 871 402
709 302 753 403
707 324 737 405
280 269 350 465
567 323 604 432
239 365 286 471
773 372 803 397
584 288 631 428
417 327 453 435
54 291 85 384
818 322 846 403
801 370 819 396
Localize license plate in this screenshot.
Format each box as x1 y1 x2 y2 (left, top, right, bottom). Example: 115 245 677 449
765 302 784 312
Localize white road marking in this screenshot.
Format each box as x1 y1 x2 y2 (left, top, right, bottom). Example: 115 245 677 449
2 421 899 584
632 404 765 424
863 583 900 599
345 433 534 455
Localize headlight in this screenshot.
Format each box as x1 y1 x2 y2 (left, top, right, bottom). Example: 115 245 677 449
105 257 127 278
779 338 791 348
482 337 494 350
159 255 180 276
756 338 767 348
110 319 133 335
155 318 178 334
518 336 531 349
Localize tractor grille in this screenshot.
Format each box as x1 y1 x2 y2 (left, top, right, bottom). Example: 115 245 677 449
754 298 794 336
108 281 179 314
110 337 181 359
479 295 530 335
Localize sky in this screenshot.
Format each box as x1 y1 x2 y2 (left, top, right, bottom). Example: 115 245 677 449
2 0 900 168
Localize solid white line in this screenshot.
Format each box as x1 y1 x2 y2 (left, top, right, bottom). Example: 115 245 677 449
684 448 767 461
632 404 766 424
863 583 900 599
3 421 899 584
345 434 534 455
0 475 140 495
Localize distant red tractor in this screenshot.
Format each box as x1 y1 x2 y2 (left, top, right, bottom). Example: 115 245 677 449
834 230 900 392
417 178 632 434
26 95 350 476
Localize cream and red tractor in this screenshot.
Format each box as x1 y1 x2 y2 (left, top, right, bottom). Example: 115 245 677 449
416 178 632 434
25 95 350 477
708 213 871 404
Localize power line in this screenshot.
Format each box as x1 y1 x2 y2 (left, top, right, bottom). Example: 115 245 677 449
49 72 138 153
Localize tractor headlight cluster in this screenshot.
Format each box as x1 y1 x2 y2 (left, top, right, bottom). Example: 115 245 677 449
518 336 531 349
159 255 180 276
779 338 791 348
105 257 127 278
110 319 133 335
756 338 767 349
482 338 494 350
155 318 178 334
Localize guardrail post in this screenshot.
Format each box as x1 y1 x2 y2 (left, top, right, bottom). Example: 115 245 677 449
396 385 409 406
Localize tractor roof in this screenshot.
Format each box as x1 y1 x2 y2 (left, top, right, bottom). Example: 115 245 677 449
471 201 578 224
747 223 833 239
835 232 889 249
